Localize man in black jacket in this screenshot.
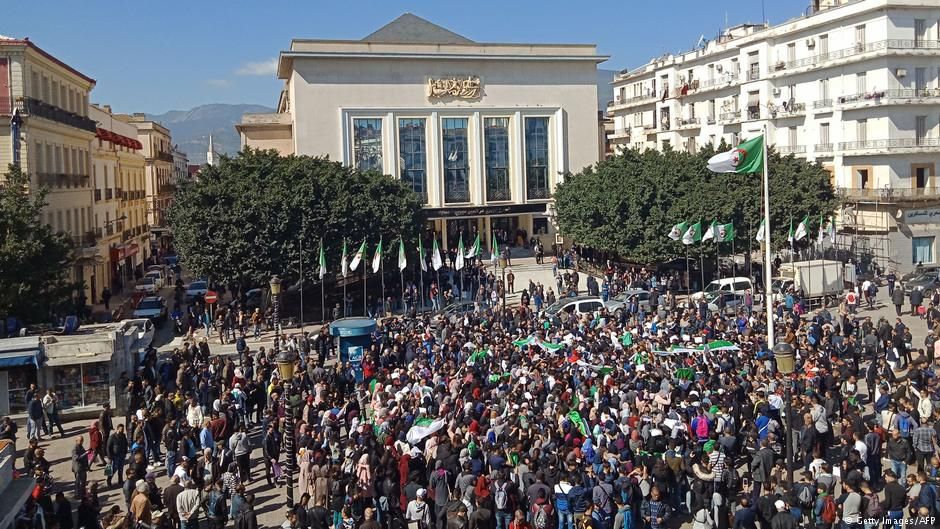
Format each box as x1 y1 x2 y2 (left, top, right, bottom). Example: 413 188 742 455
106 423 128 488
886 429 913 487
883 470 907 527
263 423 281 486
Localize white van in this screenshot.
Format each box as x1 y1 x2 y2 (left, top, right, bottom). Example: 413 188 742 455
693 276 753 300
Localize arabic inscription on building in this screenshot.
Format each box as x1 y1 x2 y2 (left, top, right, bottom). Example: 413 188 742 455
427 76 482 100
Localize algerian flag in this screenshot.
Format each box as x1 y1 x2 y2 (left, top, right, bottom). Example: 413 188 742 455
707 135 764 174
702 221 716 242
717 222 734 242
794 214 809 241
318 240 326 280
371 237 383 274
349 240 366 271
406 417 446 445
682 221 702 245
398 238 407 272
512 337 536 347
418 239 427 272
755 219 766 243
455 235 465 271
465 234 481 259
787 218 795 246
341 240 349 277
668 221 687 241
675 367 695 381
491 234 499 258
566 411 589 437
827 216 836 243
467 350 488 364
816 213 825 246
431 238 443 271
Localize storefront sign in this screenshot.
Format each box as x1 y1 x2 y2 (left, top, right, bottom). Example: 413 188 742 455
904 207 940 224
427 76 482 99
425 203 548 219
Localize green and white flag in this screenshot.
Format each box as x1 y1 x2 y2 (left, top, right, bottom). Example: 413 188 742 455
717 222 734 242
794 214 810 241
398 238 407 272
418 239 428 272
827 216 836 243
755 219 766 243
491 234 499 258
455 234 465 271
318 240 327 280
371 237 383 274
465 234 481 259
682 221 702 245
406 417 446 445
341 240 349 277
702 221 717 242
349 240 366 272
707 135 764 174
668 221 688 241
431 238 443 271
816 213 825 246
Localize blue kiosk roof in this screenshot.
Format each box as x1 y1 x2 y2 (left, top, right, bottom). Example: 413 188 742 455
329 317 377 337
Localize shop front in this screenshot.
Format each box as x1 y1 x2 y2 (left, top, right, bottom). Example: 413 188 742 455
40 337 117 413
0 337 44 416
110 242 140 286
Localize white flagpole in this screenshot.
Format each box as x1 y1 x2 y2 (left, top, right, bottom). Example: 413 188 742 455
761 124 775 348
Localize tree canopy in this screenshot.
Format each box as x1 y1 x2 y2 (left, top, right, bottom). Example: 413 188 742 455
167 148 426 287
553 144 839 264
0 164 77 324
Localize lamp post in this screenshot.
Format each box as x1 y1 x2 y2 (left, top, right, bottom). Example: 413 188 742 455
270 275 282 355
276 347 298 508
498 256 508 309
773 342 796 485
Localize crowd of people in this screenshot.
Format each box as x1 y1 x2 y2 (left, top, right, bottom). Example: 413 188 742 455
5 255 940 529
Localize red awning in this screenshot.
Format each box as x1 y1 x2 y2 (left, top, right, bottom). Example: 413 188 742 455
125 243 139 258
96 128 142 150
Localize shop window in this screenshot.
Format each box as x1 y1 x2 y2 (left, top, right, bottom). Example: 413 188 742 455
7 367 37 414
53 362 110 408
912 236 935 265
353 118 383 172
533 217 550 235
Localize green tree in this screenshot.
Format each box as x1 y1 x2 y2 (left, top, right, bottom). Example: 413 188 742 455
553 144 839 263
167 148 426 287
0 164 77 324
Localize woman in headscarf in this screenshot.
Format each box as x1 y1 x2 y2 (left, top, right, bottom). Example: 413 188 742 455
356 452 374 499
89 420 107 466
298 447 314 498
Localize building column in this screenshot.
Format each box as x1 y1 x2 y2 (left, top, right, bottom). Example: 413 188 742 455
471 112 484 205
427 112 442 208
512 111 525 204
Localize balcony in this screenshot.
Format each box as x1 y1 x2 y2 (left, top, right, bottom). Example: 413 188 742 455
609 128 631 140
94 189 101 202
11 97 97 134
837 137 940 153
444 186 470 204
719 111 739 122
772 39 940 76
526 186 551 200
675 117 701 129
813 99 833 111
691 74 739 94
745 108 761 120
153 150 174 163
770 101 806 118
705 116 716 125
73 231 98 248
776 145 806 155
814 143 834 153
36 172 89 189
746 69 761 81
841 186 940 202
486 187 512 202
106 225 114 237
607 94 657 110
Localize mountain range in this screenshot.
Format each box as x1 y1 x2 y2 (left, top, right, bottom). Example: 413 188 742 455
148 72 615 165
146 103 274 164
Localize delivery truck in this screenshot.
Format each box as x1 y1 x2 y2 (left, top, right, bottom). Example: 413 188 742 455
775 259 847 305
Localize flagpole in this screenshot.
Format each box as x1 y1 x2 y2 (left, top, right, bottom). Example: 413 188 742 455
748 218 753 281
363 254 368 317
732 236 736 278
381 248 386 317
399 238 405 315
343 239 348 318
699 244 705 294
686 248 691 297
761 124 775 349
299 223 304 333
419 244 425 314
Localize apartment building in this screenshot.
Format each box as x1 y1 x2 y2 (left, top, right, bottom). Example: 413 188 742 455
172 146 188 185
237 14 604 249
608 0 940 273
89 104 149 300
0 36 99 296
117 114 174 250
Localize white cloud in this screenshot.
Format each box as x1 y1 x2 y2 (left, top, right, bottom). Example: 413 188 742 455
206 79 230 87
235 58 278 76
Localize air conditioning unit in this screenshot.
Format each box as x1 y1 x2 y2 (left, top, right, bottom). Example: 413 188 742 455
773 88 781 96
896 68 907 77
806 38 816 48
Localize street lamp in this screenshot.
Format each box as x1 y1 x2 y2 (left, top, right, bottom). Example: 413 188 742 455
774 342 796 485
498 256 508 309
276 347 298 507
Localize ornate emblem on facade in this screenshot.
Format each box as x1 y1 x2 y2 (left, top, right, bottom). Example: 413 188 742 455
427 76 482 99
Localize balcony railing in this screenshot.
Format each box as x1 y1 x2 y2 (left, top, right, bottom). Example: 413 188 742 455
841 186 940 201
776 145 806 155
608 94 657 108
719 111 739 122
746 69 761 81
153 151 174 163
486 187 512 202
106 225 114 236
675 117 701 128
36 172 90 188
693 74 739 92
838 138 940 151
745 108 761 120
610 128 631 138
815 143 834 152
444 187 470 204
770 102 807 118
73 231 98 248
13 97 97 133
705 116 716 125
527 187 551 200
93 189 101 202
813 99 833 110
772 39 940 74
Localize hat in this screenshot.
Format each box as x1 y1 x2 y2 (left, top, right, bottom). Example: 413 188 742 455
775 500 786 512
417 488 427 498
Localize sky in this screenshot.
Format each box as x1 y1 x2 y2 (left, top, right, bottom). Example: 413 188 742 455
3 0 809 114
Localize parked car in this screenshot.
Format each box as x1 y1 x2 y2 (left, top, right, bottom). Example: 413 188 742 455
901 265 940 285
705 291 746 315
604 289 651 315
132 296 168 323
430 301 476 327
135 276 159 294
903 272 940 298
544 295 605 322
144 270 166 289
123 318 155 347
185 280 209 300
692 277 753 301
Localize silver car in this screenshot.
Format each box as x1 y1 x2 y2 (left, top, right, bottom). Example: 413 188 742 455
604 289 651 316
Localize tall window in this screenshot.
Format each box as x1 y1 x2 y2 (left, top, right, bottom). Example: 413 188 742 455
856 72 867 95
353 118 383 172
857 119 867 143
916 116 927 144
484 118 511 201
442 118 469 203
819 123 830 148
912 236 934 265
524 117 550 200
398 119 427 202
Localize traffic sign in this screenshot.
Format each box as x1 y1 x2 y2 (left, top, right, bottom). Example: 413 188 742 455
204 290 218 304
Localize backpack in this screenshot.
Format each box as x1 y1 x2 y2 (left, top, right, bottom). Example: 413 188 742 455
495 482 509 511
208 491 225 518
865 492 883 518
694 416 709 440
533 503 549 529
899 415 913 438
820 496 837 524
555 487 570 512
797 483 813 508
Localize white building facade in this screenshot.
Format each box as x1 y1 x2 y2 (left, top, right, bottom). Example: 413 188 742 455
238 14 605 250
608 0 940 274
